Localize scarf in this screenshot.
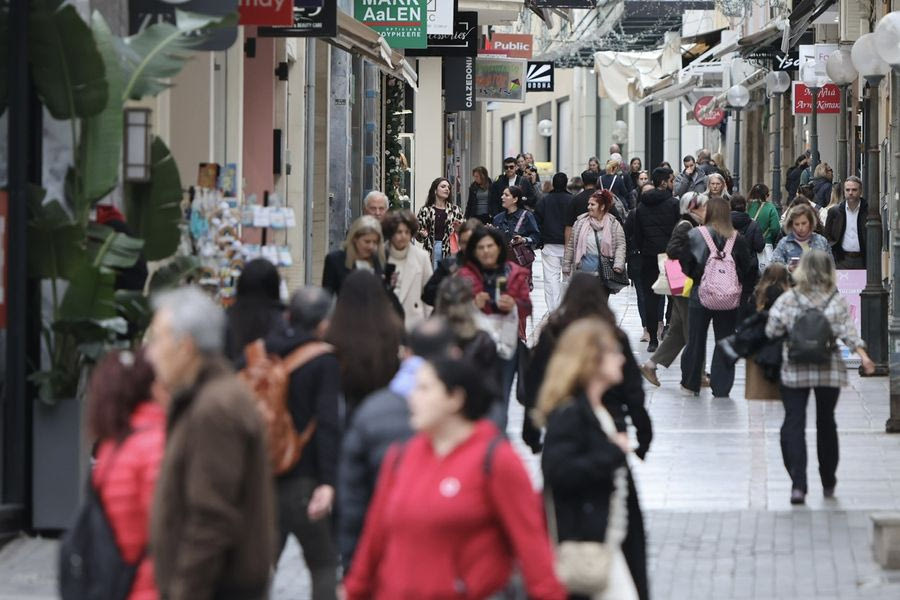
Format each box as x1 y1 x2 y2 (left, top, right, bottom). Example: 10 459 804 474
388 243 411 262
574 213 613 267
792 229 812 244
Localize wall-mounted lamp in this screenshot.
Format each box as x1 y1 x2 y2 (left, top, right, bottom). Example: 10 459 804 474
123 108 152 183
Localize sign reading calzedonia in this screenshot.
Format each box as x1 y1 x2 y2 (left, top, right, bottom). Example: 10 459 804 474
355 0 427 49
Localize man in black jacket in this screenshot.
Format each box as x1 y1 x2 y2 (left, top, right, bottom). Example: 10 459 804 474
633 167 679 352
535 172 571 311
266 286 342 599
824 176 867 269
492 156 535 210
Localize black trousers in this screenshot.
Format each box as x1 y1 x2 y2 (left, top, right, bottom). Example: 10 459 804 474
639 259 662 342
779 386 840 493
276 476 338 600
681 303 738 395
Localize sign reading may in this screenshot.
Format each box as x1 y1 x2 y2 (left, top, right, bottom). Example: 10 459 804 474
355 0 427 49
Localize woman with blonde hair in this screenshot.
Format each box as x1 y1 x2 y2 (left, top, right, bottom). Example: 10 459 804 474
772 203 831 267
598 159 630 208
678 196 757 397
766 250 875 504
536 318 640 600
322 215 387 295
819 182 842 228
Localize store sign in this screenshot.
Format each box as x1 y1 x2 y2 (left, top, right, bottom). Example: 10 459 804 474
128 0 239 50
354 0 427 49
426 0 456 36
792 82 840 115
773 50 801 71
693 96 725 127
238 0 293 26
407 11 477 57
532 1 595 6
526 61 554 91
444 56 475 111
258 0 337 37
475 57 526 103
480 33 533 60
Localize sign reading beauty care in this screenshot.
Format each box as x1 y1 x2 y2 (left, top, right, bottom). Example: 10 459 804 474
426 0 456 36
238 0 293 25
355 0 427 49
693 96 725 127
407 10 477 57
480 33 533 60
475 58 526 103
445 56 475 112
791 82 840 115
258 0 338 37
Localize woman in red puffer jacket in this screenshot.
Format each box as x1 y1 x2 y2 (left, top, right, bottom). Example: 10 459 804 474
88 349 166 600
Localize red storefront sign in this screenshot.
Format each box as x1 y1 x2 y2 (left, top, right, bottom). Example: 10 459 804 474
480 33 534 60
792 82 841 115
693 95 725 127
238 0 293 26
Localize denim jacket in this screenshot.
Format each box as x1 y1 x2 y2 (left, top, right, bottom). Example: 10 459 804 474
771 232 832 265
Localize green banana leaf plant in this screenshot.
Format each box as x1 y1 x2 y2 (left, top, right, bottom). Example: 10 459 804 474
25 3 231 402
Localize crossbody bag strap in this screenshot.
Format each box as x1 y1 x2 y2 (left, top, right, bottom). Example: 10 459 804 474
514 211 527 233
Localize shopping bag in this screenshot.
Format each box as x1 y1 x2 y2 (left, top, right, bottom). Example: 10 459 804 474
650 253 671 295
664 259 688 295
449 232 460 256
681 277 694 298
757 243 773 274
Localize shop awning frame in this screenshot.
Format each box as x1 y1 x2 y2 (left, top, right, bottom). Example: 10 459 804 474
328 11 419 90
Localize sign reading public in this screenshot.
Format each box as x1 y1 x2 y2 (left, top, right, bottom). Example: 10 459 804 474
475 58 526 103
792 82 840 115
238 0 294 26
526 62 554 92
479 33 533 60
355 0 428 49
693 96 725 127
406 11 477 57
445 56 475 112
258 0 338 37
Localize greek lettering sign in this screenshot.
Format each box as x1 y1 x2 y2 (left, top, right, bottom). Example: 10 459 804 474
526 62 554 92
791 82 840 115
426 0 456 36
444 56 475 112
238 0 293 26
354 0 427 49
693 96 725 127
406 11 477 57
258 0 338 37
128 0 239 50
479 33 533 60
475 58 526 103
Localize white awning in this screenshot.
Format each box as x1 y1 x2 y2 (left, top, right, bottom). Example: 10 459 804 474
328 11 418 90
594 34 682 107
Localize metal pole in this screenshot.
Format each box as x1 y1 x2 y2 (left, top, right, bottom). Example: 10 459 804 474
772 93 783 208
860 76 889 375
3 0 30 522
888 67 900 431
810 85 820 172
733 110 742 193
303 38 316 284
837 84 849 183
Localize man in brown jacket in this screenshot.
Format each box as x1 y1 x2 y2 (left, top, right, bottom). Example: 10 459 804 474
146 287 275 600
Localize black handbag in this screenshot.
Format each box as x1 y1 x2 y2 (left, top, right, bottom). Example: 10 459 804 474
509 212 536 267
594 230 628 293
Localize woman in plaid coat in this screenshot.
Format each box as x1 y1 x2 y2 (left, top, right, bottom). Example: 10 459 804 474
765 250 875 505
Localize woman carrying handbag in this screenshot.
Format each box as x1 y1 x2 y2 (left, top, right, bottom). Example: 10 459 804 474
534 318 640 600
563 190 627 294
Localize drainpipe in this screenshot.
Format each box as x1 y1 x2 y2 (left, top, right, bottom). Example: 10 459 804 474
304 39 316 284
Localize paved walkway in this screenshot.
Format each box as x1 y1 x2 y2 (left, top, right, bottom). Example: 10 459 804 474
2 258 899 599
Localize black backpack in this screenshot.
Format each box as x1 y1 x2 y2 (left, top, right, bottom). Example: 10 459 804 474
59 442 144 600
787 290 838 364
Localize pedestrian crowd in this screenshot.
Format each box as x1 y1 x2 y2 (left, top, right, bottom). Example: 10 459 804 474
60 145 874 600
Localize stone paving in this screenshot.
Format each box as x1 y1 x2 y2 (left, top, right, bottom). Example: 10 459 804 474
2 257 900 599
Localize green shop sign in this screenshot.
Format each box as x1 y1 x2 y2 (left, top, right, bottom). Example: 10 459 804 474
354 0 427 49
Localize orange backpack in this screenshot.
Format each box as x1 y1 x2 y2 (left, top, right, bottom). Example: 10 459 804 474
239 339 334 475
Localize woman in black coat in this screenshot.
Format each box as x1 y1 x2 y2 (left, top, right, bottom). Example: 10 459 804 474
534 318 642 600
524 273 651 600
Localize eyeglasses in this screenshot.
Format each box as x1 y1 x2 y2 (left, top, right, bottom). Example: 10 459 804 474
505 165 516 170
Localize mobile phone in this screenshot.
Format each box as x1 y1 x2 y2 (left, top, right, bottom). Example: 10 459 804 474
384 263 396 279
496 276 508 294
789 257 800 267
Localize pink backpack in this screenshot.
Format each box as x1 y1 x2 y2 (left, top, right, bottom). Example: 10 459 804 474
697 227 741 310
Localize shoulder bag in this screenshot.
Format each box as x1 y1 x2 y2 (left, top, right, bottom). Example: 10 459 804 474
594 228 628 294
751 203 774 273
509 212 536 267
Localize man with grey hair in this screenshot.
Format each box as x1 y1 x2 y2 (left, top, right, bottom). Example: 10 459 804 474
362 190 389 222
146 287 275 600
824 175 867 269
264 284 340 598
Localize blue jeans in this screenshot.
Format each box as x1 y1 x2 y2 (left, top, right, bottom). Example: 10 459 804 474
432 240 444 272
489 348 519 433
